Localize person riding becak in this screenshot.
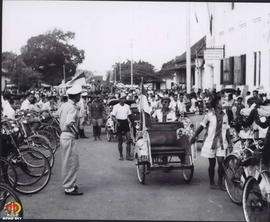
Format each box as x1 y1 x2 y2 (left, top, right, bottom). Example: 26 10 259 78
152 97 177 122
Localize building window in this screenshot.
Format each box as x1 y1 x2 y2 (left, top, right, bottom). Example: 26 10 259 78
221 57 234 85
234 55 246 85
231 2 235 10
224 58 231 83
234 56 241 84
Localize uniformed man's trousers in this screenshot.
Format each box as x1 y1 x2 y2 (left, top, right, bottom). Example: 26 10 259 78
60 132 79 190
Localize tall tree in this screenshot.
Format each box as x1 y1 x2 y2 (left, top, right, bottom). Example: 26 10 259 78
2 52 42 91
113 60 158 85
20 29 85 85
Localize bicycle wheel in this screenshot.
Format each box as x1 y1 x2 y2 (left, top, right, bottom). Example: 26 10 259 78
42 124 60 141
223 155 244 205
0 157 17 189
18 144 52 172
26 136 55 168
35 130 58 154
0 183 23 218
9 148 51 195
243 177 270 222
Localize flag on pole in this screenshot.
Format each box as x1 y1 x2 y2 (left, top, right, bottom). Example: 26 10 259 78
138 78 152 128
66 71 86 87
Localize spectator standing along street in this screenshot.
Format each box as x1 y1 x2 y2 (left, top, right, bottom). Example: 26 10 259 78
88 95 104 140
77 92 89 138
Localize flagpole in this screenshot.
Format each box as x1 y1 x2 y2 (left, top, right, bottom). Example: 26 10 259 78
63 64 66 84
140 77 146 130
119 62 122 83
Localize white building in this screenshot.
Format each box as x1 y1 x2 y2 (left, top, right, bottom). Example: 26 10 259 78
204 3 270 94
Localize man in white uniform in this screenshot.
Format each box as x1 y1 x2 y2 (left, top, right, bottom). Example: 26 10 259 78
58 84 83 195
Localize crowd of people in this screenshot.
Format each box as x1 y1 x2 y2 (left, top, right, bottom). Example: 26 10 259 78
1 84 270 194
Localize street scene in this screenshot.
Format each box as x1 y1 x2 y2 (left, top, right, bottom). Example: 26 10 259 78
19 126 244 221
1 1 270 222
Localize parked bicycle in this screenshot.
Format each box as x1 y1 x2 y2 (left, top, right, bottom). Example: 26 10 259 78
1 117 52 195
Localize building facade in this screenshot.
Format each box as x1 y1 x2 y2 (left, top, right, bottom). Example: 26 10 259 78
204 3 270 93
160 36 205 91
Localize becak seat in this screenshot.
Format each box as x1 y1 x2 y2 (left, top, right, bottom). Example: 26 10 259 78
147 122 190 154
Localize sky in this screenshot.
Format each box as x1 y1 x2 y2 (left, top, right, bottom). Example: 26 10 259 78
2 1 210 76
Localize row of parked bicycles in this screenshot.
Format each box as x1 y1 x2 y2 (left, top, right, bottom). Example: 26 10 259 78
223 128 270 222
0 109 60 219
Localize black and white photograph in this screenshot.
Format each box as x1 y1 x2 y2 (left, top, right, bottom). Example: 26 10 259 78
1 1 270 221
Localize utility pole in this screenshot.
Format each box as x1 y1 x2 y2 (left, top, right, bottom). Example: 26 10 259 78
114 65 116 84
119 62 122 83
186 3 191 94
131 40 134 87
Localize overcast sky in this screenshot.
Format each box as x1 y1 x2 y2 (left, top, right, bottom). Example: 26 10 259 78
2 1 209 76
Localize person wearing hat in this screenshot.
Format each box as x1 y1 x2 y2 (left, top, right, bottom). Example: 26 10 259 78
88 94 105 140
152 97 177 123
111 93 133 161
57 84 83 195
77 92 89 138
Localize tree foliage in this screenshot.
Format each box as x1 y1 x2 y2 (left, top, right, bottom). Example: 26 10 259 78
20 29 85 85
112 60 158 85
2 52 42 91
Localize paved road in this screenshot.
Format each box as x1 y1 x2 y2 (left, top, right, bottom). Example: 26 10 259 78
20 126 245 221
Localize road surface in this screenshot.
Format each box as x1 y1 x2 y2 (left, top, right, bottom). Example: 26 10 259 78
20 126 245 221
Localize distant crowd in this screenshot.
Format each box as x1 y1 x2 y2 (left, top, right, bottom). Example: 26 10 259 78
2 85 270 121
